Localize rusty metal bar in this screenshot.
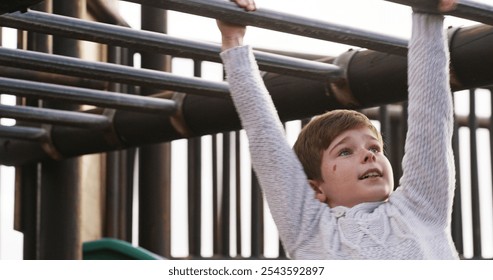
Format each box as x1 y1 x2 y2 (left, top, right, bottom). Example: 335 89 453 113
0 76 177 114
384 0 493 25
0 10 342 81
0 104 111 129
128 0 408 55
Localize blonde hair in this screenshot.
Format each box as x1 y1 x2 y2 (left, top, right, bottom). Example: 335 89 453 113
293 110 383 181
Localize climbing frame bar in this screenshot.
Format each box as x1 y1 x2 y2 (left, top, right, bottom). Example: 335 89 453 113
0 10 341 81
0 47 230 99
385 0 493 25
0 104 111 129
128 0 409 55
0 77 177 114
0 125 47 141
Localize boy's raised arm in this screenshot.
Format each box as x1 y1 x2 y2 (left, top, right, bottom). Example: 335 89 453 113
217 0 327 257
394 0 457 227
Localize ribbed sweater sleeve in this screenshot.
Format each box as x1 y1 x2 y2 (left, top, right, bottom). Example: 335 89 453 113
392 13 455 228
220 46 326 256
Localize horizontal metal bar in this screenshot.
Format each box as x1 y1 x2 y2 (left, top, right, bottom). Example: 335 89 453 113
453 0 493 26
0 47 229 99
0 10 341 80
0 125 47 142
0 77 177 115
363 105 493 129
129 0 409 55
385 0 493 25
0 104 111 129
0 65 107 90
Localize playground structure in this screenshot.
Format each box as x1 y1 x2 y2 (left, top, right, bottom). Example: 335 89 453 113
0 0 493 259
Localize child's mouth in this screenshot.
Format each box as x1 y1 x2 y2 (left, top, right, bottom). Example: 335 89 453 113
359 169 382 180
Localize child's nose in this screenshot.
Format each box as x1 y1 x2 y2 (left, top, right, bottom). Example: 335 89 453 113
362 150 376 163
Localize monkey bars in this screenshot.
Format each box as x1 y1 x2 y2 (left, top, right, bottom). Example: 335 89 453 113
1 0 493 165
0 10 342 81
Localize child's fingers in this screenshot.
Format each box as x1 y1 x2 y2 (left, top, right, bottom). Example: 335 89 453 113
438 0 457 12
231 0 257 12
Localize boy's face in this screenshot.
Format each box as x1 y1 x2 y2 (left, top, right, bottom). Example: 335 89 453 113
309 127 394 208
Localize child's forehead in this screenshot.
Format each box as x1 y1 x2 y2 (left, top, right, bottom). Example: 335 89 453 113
331 126 382 145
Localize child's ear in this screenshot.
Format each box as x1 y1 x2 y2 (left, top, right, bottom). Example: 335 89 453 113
308 180 328 203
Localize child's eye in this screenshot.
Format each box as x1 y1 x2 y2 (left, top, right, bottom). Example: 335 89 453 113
369 146 380 153
338 149 351 157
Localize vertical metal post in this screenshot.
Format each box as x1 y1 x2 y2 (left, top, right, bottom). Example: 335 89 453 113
118 47 137 242
468 89 482 258
14 164 40 260
251 171 264 258
104 46 121 240
490 88 493 258
188 136 202 257
105 151 120 238
38 0 83 260
220 133 231 257
13 0 50 260
104 44 135 242
235 131 242 257
188 60 203 258
138 5 171 257
213 135 220 256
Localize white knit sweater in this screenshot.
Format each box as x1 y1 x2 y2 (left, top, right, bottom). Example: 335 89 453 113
220 13 459 259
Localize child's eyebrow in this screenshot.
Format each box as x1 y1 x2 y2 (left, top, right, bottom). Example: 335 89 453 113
329 133 380 154
363 134 379 142
328 136 351 154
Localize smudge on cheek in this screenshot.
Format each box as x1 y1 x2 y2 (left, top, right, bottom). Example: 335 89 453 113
332 165 337 172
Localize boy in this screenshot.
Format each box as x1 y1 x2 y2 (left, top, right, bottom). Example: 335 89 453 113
217 0 459 259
